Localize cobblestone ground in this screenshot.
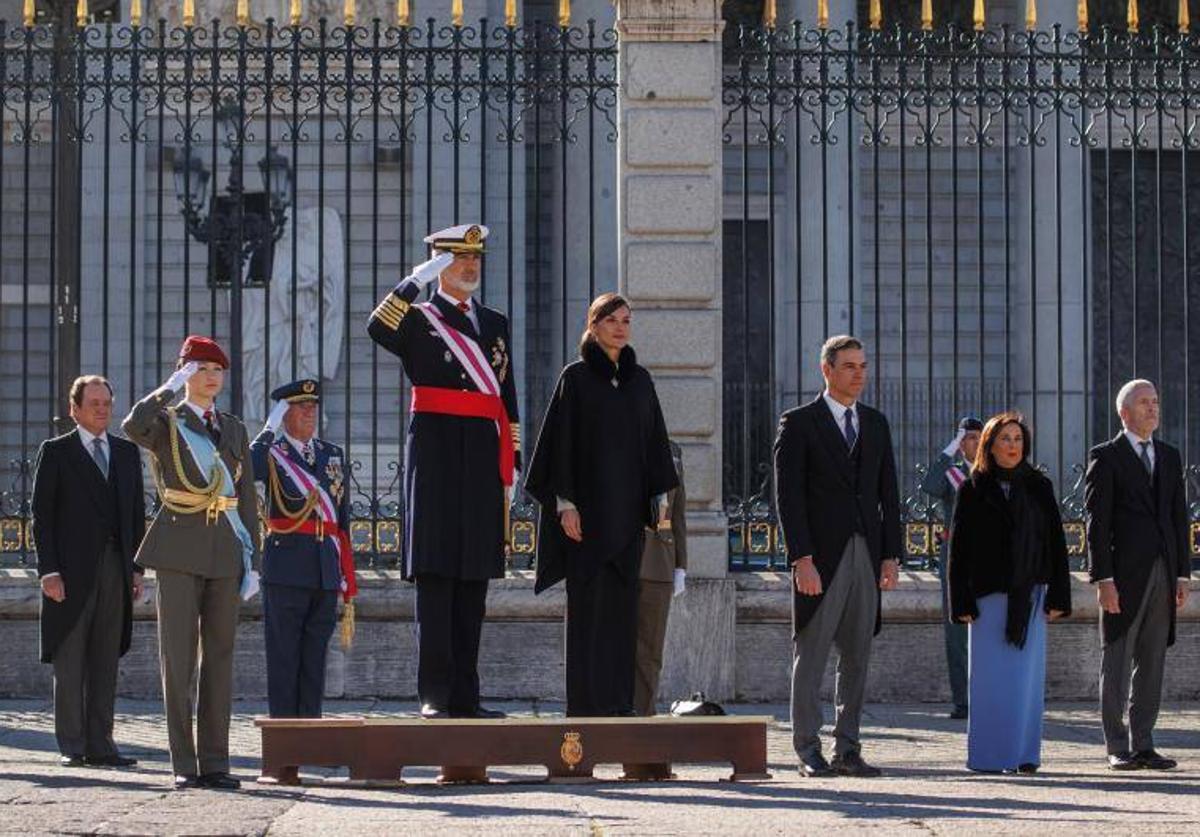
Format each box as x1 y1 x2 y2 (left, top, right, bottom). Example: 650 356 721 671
0 699 1197 835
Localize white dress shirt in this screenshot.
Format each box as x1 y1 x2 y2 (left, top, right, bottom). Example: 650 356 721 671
283 431 316 463
1122 429 1155 473
77 425 110 473
438 288 479 332
822 390 858 445
183 400 219 431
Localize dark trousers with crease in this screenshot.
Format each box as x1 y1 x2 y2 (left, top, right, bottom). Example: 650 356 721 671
263 582 338 718
566 558 639 717
414 574 488 712
52 543 125 759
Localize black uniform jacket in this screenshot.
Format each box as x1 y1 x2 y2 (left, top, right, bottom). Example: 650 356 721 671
1084 434 1190 646
772 396 903 638
368 282 520 581
526 343 678 593
31 430 146 663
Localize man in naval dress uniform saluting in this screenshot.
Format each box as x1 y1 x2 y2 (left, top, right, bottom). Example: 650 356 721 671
368 224 520 719
251 378 358 718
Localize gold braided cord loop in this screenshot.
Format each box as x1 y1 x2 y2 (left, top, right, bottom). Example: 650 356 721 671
266 455 320 534
340 601 356 649
166 408 223 496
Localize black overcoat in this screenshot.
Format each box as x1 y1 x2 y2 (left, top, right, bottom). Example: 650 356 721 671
526 343 678 593
31 430 146 663
1084 434 1190 646
368 287 520 581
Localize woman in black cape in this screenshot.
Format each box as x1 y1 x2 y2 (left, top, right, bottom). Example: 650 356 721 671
525 292 678 716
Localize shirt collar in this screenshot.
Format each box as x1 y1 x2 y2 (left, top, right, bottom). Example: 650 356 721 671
77 425 108 447
184 400 216 424
1122 428 1153 449
283 431 315 456
437 288 473 312
822 391 856 423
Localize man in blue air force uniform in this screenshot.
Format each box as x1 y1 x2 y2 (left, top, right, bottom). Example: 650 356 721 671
251 379 358 719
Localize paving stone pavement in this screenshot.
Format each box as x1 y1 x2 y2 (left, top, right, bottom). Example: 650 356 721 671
0 699 1197 835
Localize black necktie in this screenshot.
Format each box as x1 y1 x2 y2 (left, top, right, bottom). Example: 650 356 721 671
843 408 857 450
1139 440 1153 479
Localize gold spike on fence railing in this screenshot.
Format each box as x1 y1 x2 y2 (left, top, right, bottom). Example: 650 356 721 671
973 0 985 30
1128 0 1139 31
291 0 303 26
1077 0 1088 31
344 0 356 26
763 0 777 29
398 0 411 27
921 0 933 30
22 0 34 27
76 0 87 27
183 0 196 28
237 0 249 26
1181 0 1191 32
452 0 464 27
505 0 517 28
869 0 882 30
817 0 829 29
130 0 142 26
1025 0 1037 30
558 0 571 27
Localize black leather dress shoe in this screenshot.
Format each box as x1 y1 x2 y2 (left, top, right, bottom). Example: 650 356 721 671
949 706 969 720
799 754 835 778
173 774 200 790
1016 763 1039 775
831 751 883 778
1107 752 1140 771
1134 750 1177 770
85 754 137 768
197 772 241 790
59 755 85 767
420 703 450 720
452 705 507 720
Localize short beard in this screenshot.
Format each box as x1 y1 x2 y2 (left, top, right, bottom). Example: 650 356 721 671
448 275 481 295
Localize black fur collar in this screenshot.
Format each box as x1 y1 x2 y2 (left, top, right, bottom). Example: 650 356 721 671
581 340 637 384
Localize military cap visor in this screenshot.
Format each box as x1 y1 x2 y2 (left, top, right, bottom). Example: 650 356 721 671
271 379 321 403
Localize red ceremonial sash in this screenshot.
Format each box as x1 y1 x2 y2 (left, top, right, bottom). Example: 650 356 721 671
267 516 358 601
410 385 514 487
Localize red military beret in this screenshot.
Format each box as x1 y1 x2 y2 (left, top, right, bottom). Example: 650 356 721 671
178 335 229 369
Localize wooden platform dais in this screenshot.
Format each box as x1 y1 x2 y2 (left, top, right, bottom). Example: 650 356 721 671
254 715 773 785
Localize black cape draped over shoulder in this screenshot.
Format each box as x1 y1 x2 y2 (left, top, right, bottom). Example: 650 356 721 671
526 342 678 593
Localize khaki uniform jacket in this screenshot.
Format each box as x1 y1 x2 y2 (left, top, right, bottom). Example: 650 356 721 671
639 443 687 583
122 386 261 578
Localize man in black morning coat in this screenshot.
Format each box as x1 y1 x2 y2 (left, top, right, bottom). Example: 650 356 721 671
773 335 903 779
32 375 145 767
367 223 520 720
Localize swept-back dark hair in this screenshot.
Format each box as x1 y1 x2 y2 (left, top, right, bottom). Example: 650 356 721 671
973 411 1032 476
579 292 631 353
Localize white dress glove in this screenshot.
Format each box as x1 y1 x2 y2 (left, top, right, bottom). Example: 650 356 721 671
943 428 966 457
264 399 290 434
407 251 455 288
672 568 686 598
163 360 200 394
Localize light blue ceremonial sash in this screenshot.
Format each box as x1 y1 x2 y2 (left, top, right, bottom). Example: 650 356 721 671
174 416 256 598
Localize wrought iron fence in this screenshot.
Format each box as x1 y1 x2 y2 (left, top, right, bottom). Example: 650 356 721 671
722 20 1200 570
0 13 618 567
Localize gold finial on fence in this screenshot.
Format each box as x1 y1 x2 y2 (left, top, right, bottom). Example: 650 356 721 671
75 0 88 27
291 0 303 26
763 0 777 29
237 0 250 26
558 0 571 28
1127 0 1139 31
1077 0 1088 31
1025 0 1037 30
869 0 882 30
398 0 411 27
1181 0 1191 32
344 0 356 26
974 0 985 30
505 0 517 28
817 0 829 29
22 0 35 27
130 0 142 26
452 0 464 27
921 0 933 30
183 0 196 28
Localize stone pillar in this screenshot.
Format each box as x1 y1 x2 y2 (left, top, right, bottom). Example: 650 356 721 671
616 1 735 702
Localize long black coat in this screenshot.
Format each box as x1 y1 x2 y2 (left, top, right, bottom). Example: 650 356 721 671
526 343 678 593
1084 434 1190 646
368 285 520 581
31 430 146 663
772 397 903 637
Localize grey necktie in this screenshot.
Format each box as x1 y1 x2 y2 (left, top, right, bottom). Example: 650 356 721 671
1139 440 1153 479
91 437 109 478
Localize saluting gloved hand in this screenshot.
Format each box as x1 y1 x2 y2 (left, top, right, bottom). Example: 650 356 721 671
672 568 687 599
264 399 290 434
943 427 966 457
405 251 455 289
163 361 200 394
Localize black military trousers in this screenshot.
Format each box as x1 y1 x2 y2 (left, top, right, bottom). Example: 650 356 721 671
414 574 489 714
262 582 338 718
565 558 639 717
